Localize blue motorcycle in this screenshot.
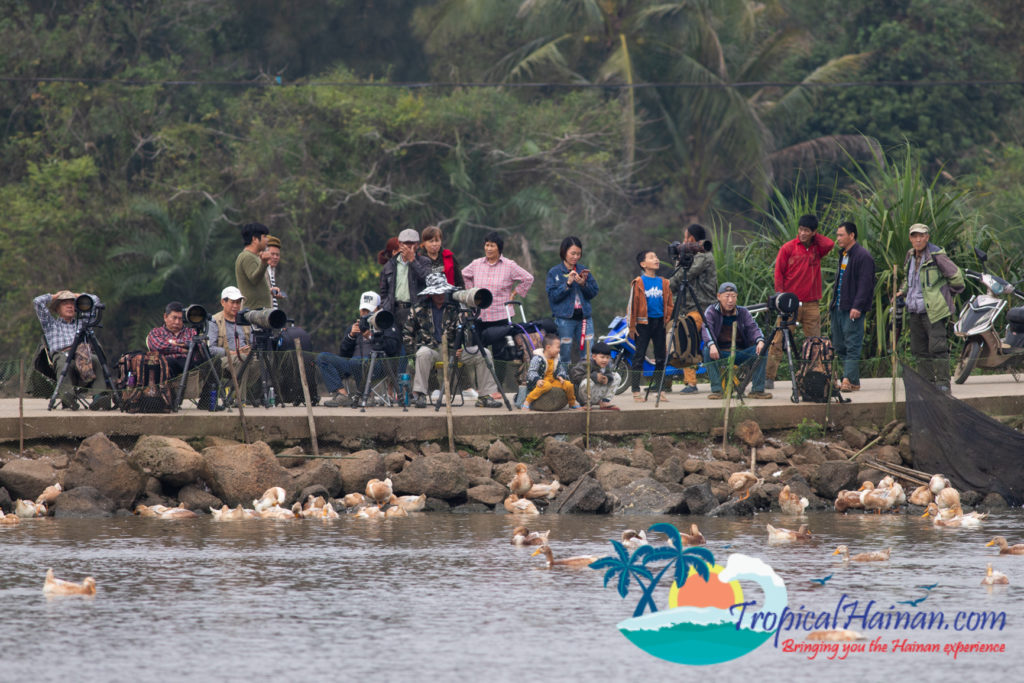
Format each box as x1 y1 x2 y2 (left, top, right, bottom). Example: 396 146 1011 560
598 316 694 395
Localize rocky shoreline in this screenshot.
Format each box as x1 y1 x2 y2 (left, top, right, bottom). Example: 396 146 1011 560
0 419 1012 518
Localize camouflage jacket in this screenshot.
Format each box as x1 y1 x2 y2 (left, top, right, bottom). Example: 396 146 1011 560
402 301 461 352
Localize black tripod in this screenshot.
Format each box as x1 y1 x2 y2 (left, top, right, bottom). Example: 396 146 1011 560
47 314 120 411
651 259 709 407
434 307 513 412
742 307 801 403
173 328 224 411
358 336 401 412
234 329 283 408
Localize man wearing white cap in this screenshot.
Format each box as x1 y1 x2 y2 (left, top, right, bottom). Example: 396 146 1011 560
379 228 431 332
208 286 251 359
317 291 401 407
897 223 964 391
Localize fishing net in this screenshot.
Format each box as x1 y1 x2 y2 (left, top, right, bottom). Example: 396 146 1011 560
903 363 1024 505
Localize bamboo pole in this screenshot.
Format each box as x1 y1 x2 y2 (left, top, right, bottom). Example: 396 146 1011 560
891 264 898 418
18 359 25 456
584 336 592 450
225 356 250 444
441 335 454 453
721 321 737 450
846 435 883 461
293 338 319 457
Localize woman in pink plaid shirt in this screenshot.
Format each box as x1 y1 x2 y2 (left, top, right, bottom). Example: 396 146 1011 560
461 232 535 332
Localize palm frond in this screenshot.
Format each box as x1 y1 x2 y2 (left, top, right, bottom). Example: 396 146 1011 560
759 52 872 131
766 134 883 188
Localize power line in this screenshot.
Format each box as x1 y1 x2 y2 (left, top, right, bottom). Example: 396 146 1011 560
2 75 1023 90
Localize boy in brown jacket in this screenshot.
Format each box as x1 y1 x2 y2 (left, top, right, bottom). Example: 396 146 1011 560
626 250 674 402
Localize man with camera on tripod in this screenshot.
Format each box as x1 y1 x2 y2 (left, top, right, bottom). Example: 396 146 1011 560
33 289 113 410
669 224 717 394
403 274 504 409
317 291 402 407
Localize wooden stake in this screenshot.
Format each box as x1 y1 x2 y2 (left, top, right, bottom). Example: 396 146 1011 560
584 337 592 450
441 334 454 453
721 321 737 450
293 338 319 457
891 264 898 419
225 356 250 444
18 359 25 456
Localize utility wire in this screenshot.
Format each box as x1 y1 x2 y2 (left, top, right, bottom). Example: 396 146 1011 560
2 75 1024 90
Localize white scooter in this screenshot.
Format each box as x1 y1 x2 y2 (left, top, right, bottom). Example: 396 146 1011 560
952 251 1024 384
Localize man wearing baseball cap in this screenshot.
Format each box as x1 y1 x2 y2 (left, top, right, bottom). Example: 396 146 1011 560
379 227 431 332
208 286 251 359
897 223 964 391
701 282 772 399
317 290 400 407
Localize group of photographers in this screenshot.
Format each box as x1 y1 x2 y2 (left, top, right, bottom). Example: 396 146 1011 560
34 213 964 410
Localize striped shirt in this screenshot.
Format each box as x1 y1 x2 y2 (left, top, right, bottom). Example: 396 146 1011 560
461 256 535 322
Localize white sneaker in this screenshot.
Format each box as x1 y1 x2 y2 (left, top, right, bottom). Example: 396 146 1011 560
462 388 479 401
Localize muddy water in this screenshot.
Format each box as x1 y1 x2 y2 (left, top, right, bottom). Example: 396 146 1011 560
1 510 1020 681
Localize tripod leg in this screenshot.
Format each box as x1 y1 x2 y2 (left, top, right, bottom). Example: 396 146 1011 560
89 336 121 410
784 328 800 403
175 342 198 411
360 353 378 412
434 354 459 412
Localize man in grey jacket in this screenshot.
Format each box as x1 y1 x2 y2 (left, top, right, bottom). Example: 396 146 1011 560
669 223 717 393
701 282 771 399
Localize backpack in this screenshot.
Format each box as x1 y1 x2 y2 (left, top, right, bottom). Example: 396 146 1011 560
794 337 835 403
667 314 702 367
116 351 174 413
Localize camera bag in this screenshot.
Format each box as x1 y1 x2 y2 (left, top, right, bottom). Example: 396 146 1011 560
116 351 174 413
794 337 835 403
667 315 702 367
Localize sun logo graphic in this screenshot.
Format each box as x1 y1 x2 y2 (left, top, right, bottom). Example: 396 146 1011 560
591 523 788 666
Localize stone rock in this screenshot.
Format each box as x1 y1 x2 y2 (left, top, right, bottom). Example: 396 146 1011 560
777 472 825 509
486 440 515 464
883 422 906 446
755 446 784 463
200 441 290 507
856 469 885 485
702 460 744 481
683 458 704 474
960 490 982 508
178 484 221 511
647 436 680 466
711 445 745 463
469 476 496 487
66 433 147 510
598 448 632 465
0 486 11 513
297 484 331 504
451 503 491 514
871 445 902 465
707 497 757 517
826 445 852 460
761 483 783 503
338 449 385 494
682 473 709 488
461 455 493 481
391 452 469 499
758 463 783 480
420 442 442 457
681 482 717 515
595 463 651 492
466 483 507 506
204 436 241 448
549 475 608 513
792 442 828 466
611 477 687 514
735 420 764 447
53 486 115 518
0 459 58 500
384 451 407 475
843 426 868 450
898 434 912 464
542 439 592 484
290 461 343 498
43 453 70 469
144 476 163 498
811 460 860 500
710 482 731 502
981 492 1008 509
423 497 450 512
653 455 687 485
276 446 309 468
456 435 493 453
129 435 205 489
628 449 656 471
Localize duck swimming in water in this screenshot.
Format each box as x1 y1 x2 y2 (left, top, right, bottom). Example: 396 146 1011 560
43 568 96 596
832 545 891 562
987 536 1024 555
0 509 19 525
389 494 426 512
511 526 550 546
15 499 46 518
681 523 706 546
767 524 812 543
530 544 598 569
341 493 365 508
981 564 1009 585
253 486 287 512
504 494 539 515
621 530 649 550
365 478 393 506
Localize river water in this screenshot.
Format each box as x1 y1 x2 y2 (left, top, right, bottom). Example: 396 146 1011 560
1 509 1019 681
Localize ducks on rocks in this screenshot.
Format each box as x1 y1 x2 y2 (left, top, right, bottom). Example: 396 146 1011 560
530 544 598 569
779 485 808 515
832 545 891 562
922 503 987 527
981 564 1009 585
908 485 933 507
43 568 96 596
525 479 561 500
341 493 366 508
210 505 258 521
355 505 385 520
508 464 532 497
0 509 20 525
384 505 408 519
365 478 394 506
15 499 46 518
135 503 197 519
767 524 812 543
834 490 865 513
728 472 762 501
511 526 550 546
504 494 539 515
36 483 62 506
253 487 286 512
389 494 426 513
987 536 1024 555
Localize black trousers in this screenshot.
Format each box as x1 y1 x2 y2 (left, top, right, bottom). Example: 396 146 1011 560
632 317 666 392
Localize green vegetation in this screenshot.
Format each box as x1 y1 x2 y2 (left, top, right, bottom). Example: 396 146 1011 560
787 417 824 446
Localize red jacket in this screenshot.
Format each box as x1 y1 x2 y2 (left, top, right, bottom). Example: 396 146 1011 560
774 233 835 303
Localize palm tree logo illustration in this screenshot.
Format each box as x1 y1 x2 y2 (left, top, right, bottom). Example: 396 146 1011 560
591 523 715 617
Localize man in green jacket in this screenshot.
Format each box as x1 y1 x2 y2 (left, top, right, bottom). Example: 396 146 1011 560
235 222 272 310
899 223 965 391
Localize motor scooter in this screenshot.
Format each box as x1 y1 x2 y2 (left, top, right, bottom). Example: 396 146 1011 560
598 316 690 395
952 252 1024 384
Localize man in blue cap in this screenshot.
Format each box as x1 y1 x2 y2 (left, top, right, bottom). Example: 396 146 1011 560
701 282 772 399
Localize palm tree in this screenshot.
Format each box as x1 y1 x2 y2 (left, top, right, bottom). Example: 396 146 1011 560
590 541 656 617
634 522 715 614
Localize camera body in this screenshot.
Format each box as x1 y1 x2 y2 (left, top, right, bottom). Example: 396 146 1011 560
667 239 711 269
358 309 395 334
445 287 493 310
767 292 801 318
239 307 287 330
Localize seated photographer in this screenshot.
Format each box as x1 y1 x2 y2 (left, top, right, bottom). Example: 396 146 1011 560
701 282 772 400
146 301 196 377
207 286 252 362
317 291 401 407
403 273 504 409
33 289 113 409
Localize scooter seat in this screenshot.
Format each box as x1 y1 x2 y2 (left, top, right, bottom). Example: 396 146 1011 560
1008 307 1024 332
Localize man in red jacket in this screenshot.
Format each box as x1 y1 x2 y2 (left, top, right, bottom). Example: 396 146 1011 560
766 214 834 387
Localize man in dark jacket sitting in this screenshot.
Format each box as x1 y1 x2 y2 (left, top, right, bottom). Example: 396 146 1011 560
317 291 401 407
701 282 771 399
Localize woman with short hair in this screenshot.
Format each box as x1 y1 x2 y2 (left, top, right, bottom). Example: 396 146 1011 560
461 231 534 332
545 236 599 370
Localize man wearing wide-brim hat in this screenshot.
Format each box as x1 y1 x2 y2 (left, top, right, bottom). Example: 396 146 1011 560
32 289 111 409
401 273 504 409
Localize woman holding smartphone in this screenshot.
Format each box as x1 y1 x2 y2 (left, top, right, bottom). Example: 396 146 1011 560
545 236 599 371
